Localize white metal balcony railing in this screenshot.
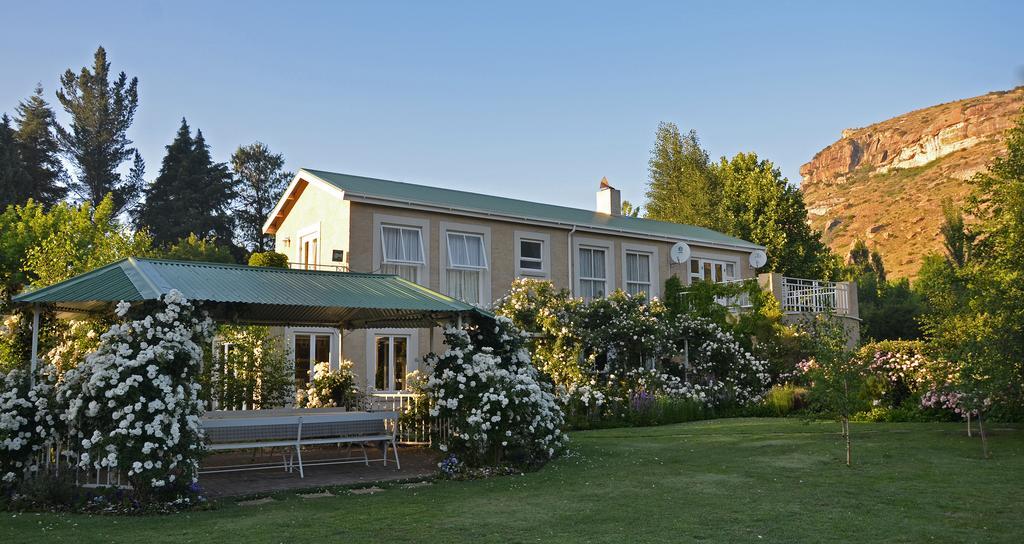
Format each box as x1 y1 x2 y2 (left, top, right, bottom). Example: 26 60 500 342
288 262 349 272
780 277 850 315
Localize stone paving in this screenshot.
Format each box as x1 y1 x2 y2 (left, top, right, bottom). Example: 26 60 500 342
199 445 441 498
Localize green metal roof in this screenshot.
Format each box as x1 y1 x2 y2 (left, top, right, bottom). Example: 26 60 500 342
13 258 481 328
302 168 764 251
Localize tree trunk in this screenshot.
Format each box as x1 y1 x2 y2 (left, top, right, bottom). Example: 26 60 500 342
843 416 852 467
977 411 989 459
966 413 972 437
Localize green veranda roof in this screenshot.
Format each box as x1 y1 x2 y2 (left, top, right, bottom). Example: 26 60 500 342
13 258 482 328
301 168 765 251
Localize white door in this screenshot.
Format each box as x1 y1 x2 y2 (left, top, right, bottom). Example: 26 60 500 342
299 231 319 270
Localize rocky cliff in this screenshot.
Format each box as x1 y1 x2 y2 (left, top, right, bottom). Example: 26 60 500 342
801 87 1024 279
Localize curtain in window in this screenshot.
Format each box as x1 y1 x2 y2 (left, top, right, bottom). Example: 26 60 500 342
447 233 486 268
447 269 481 304
382 226 423 264
381 263 418 283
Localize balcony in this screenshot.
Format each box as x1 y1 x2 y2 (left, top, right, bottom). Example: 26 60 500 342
288 262 349 272
759 273 858 318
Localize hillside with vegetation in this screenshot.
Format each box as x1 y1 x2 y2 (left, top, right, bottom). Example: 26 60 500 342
801 87 1024 278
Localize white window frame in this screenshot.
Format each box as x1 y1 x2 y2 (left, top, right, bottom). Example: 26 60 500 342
380 225 426 266
621 242 660 299
514 231 551 278
440 222 491 306
689 256 739 284
445 232 488 269
573 237 613 301
365 328 419 392
372 214 431 287
285 326 340 384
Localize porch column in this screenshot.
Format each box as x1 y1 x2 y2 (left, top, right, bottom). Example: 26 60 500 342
29 304 40 386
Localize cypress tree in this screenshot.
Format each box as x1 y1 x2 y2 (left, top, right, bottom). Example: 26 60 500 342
0 115 32 210
136 119 234 246
14 85 67 207
55 46 143 216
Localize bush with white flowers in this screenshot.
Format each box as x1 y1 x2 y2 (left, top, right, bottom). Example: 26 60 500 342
55 290 213 496
1 368 56 485
423 315 566 467
495 278 771 411
298 360 364 409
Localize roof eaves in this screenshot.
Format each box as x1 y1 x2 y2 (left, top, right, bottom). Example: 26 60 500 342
12 259 136 303
341 191 765 252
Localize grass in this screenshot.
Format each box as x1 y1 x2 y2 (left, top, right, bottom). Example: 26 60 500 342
4 418 1023 543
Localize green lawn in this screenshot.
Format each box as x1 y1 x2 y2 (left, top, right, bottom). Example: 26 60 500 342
4 418 1023 543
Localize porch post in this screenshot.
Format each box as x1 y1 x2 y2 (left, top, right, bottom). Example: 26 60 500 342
29 304 40 386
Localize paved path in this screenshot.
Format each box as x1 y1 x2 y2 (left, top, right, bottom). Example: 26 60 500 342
199 446 440 498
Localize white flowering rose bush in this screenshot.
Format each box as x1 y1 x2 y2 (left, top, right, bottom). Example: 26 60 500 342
0 368 57 486
666 316 772 406
298 360 363 409
55 290 213 496
495 279 772 420
423 316 567 467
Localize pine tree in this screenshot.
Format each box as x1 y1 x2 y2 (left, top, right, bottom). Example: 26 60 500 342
55 46 143 216
136 119 233 246
13 85 67 206
643 122 721 229
0 115 32 210
230 142 292 252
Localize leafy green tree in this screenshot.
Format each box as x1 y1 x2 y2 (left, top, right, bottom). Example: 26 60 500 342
804 314 865 466
55 46 144 215
620 200 641 218
714 152 834 278
161 234 237 263
644 122 721 229
0 115 32 211
13 85 67 207
231 142 292 252
135 119 234 246
921 110 1024 434
845 240 921 340
24 194 152 288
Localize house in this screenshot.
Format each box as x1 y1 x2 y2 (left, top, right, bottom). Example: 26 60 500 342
263 168 858 392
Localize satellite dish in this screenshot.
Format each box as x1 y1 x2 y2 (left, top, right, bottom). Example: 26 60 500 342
669 242 691 264
749 250 768 269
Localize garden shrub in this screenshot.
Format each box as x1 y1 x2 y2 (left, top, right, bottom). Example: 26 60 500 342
423 315 566 467
298 361 363 409
55 290 213 497
247 251 289 268
495 278 772 428
1 368 56 485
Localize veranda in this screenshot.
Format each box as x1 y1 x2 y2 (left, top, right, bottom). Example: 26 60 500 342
12 257 479 492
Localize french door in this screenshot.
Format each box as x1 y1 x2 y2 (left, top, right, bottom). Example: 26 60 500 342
373 334 411 391
299 231 319 270
293 332 333 387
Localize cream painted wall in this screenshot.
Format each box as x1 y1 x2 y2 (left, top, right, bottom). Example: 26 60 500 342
272 182 351 270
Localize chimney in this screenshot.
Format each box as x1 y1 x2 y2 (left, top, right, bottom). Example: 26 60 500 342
596 177 621 216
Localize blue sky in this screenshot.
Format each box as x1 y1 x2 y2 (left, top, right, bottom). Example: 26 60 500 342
2 1 1021 211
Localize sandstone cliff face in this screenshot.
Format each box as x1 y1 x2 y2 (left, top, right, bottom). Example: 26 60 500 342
801 87 1024 279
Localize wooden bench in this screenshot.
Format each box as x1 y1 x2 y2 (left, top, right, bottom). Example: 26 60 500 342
201 409 400 478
